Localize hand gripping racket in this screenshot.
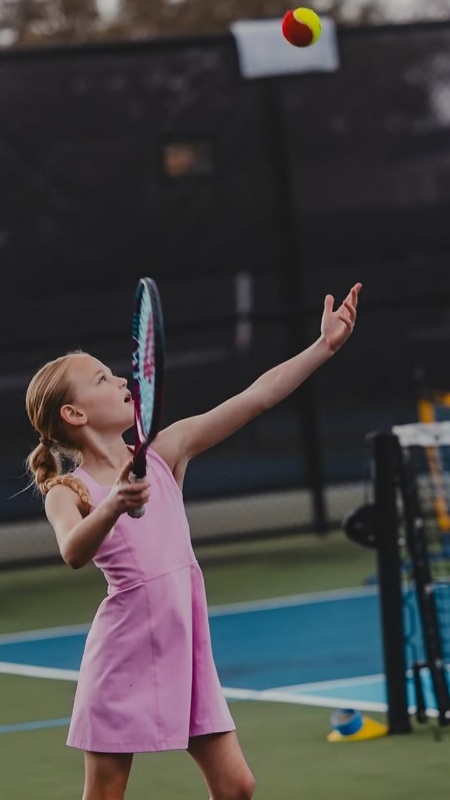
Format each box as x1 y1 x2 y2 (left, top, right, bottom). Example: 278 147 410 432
128 278 165 518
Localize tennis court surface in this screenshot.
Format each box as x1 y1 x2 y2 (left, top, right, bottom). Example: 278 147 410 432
0 586 389 734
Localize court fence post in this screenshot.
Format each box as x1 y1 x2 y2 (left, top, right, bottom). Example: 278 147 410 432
371 431 412 734
265 79 327 533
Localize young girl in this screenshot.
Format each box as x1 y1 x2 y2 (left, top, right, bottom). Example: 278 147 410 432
25 283 360 800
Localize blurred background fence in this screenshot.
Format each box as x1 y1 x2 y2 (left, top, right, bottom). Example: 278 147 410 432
2 19 450 563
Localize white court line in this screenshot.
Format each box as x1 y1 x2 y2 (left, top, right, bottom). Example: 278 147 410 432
0 586 377 644
0 668 435 717
0 662 385 709
222 686 387 713
0 662 79 681
273 674 385 693
208 586 378 617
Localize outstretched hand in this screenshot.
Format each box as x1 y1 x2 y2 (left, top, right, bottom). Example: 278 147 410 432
320 283 362 353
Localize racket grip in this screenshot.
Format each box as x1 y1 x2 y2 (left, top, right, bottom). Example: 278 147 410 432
127 472 147 519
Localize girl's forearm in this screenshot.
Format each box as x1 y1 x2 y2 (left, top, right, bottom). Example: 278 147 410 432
63 500 121 569
250 336 333 410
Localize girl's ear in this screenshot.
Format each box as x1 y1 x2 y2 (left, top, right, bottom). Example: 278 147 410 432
60 404 87 428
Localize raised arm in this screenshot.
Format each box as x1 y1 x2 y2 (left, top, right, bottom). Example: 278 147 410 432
156 283 361 471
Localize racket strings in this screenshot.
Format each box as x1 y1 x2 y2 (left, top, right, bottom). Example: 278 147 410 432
134 286 156 440
143 319 155 382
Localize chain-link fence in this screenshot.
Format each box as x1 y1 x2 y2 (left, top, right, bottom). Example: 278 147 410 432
2 21 450 562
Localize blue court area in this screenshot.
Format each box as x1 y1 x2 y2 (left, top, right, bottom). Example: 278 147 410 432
0 586 444 733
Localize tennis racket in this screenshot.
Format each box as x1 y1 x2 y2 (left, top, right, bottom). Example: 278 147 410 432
128 277 165 518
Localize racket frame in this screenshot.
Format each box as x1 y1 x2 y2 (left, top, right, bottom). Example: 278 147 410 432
128 277 165 517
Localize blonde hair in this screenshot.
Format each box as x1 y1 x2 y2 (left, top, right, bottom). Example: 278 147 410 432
26 352 91 512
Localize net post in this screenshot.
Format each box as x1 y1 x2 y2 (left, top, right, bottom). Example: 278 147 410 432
371 431 412 734
397 441 450 727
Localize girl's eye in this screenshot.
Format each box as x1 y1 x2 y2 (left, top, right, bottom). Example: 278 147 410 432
99 375 107 383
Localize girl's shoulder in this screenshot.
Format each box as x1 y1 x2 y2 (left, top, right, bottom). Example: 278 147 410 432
44 476 90 523
47 471 92 512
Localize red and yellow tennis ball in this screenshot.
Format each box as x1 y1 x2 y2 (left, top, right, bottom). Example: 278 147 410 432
282 7 322 48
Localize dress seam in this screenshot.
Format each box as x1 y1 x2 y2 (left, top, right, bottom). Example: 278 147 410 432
143 581 163 748
107 562 198 595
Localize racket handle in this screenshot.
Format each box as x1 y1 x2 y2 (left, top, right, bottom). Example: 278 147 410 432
127 472 147 519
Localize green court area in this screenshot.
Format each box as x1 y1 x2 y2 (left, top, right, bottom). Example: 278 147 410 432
1 532 450 800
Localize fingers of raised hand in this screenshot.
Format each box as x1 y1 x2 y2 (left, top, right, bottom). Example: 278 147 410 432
344 283 361 308
343 299 357 322
337 313 353 332
324 294 334 313
350 283 362 305
337 300 356 331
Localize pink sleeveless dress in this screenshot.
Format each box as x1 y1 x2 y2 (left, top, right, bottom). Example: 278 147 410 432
66 448 235 753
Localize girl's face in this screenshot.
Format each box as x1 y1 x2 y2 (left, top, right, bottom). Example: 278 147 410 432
63 354 134 436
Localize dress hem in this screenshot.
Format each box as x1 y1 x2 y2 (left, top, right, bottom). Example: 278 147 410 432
66 721 236 753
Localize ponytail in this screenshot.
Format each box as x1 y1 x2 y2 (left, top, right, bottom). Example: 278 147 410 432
26 439 91 514
25 353 93 514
